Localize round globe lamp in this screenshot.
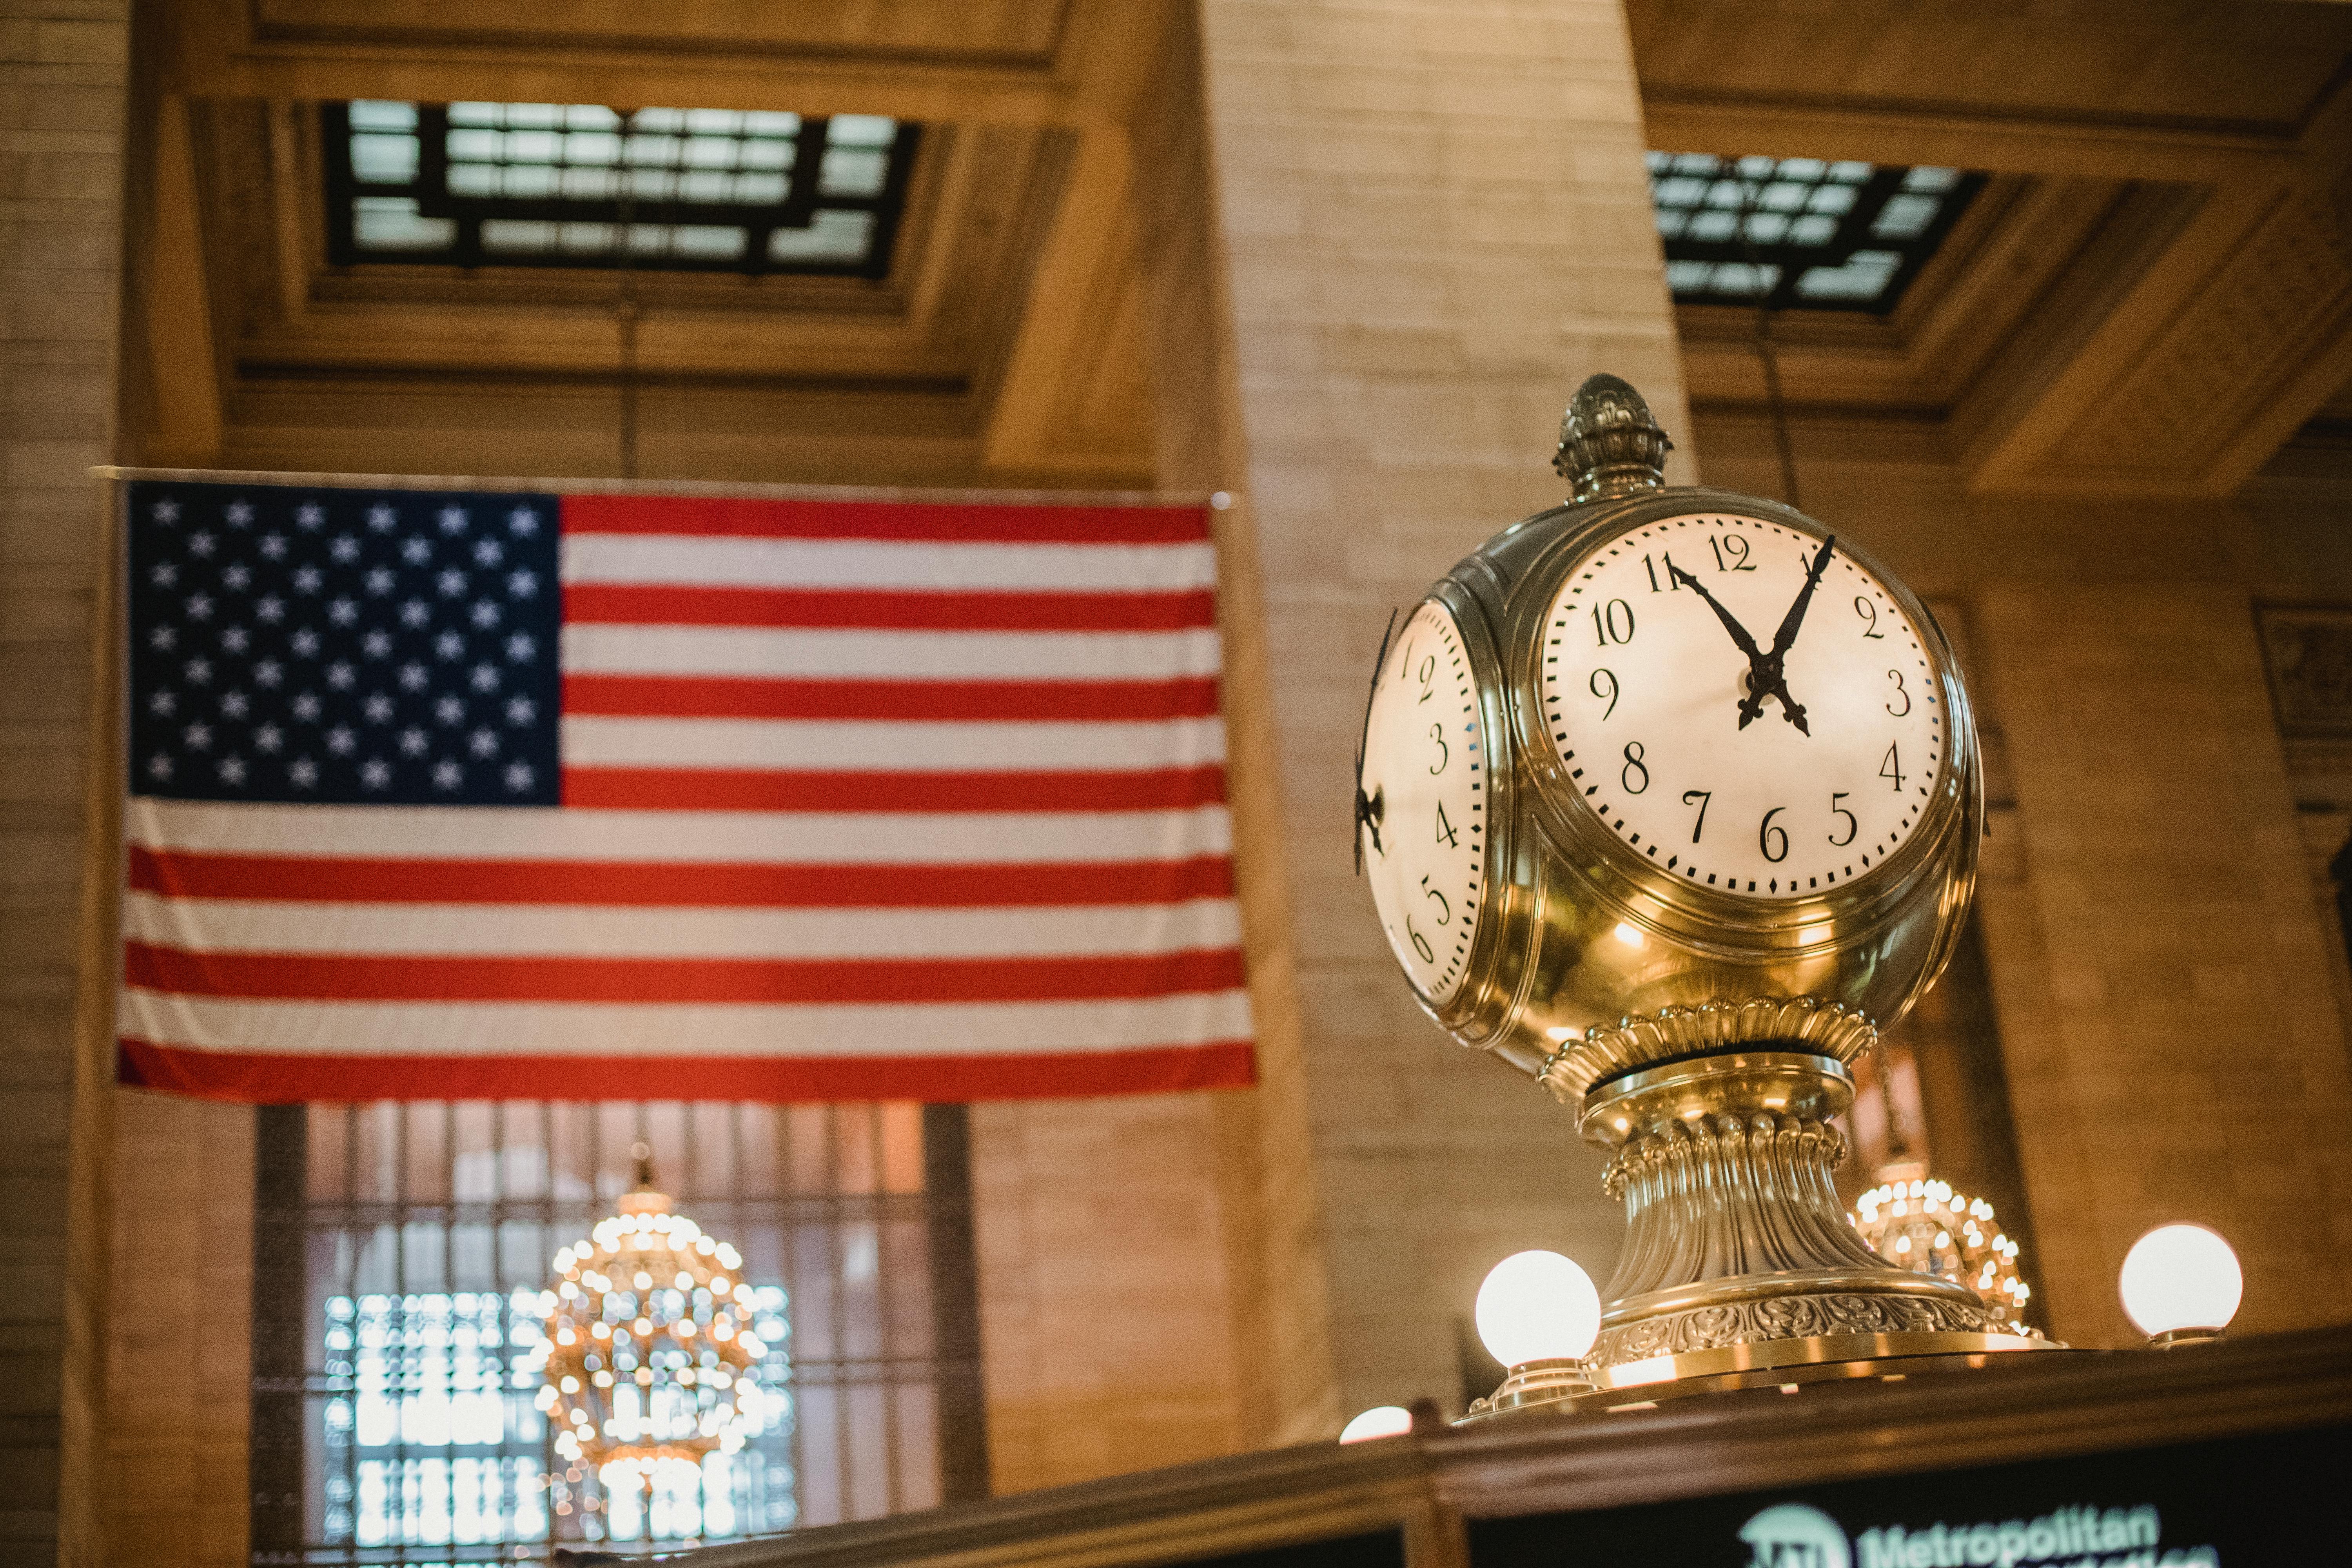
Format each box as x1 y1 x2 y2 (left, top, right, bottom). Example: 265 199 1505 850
1338 1406 1414 1444
1462 1250 1601 1419
2118 1224 2242 1347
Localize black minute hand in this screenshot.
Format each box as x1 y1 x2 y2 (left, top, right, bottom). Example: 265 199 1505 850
1768 535 1837 662
1753 535 1837 735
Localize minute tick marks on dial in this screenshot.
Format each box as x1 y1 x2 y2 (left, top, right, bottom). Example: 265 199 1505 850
1359 600 1490 1000
1539 514 1945 903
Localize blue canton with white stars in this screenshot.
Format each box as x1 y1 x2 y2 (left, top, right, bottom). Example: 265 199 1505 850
127 483 563 806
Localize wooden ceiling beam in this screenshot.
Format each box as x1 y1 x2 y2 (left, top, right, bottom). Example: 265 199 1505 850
143 96 225 466
159 0 1106 124
981 127 1156 482
1642 93 2303 185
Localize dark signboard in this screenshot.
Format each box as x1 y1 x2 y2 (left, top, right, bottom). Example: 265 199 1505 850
1471 1420 2352 1567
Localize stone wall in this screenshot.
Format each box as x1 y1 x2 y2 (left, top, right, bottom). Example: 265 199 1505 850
1190 0 1697 1417
0 2 126 1561
1698 410 2352 1347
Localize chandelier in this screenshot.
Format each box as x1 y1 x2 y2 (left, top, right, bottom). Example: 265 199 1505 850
537 1146 771 1491
1852 1177 2030 1326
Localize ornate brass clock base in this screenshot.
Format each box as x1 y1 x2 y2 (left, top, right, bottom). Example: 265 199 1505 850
1580 1046 2055 1369
1459 1335 2058 1420
1457 1045 2060 1424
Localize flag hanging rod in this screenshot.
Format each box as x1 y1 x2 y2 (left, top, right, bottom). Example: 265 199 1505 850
92 466 1228 510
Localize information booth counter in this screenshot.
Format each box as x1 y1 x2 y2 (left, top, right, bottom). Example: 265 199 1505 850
677 1325 2352 1568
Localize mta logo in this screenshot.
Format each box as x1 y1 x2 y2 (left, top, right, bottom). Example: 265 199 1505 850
1740 1504 1850 1568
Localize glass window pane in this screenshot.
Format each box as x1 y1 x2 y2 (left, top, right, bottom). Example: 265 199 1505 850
349 133 418 183
818 147 890 198
348 99 418 132
828 114 897 148
352 197 456 253
1648 147 1981 310
273 1100 962 1555
336 100 911 274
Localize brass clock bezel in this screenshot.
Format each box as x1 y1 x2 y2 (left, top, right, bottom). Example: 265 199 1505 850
1362 586 1519 1026
1407 485 1982 1069
1511 491 1974 941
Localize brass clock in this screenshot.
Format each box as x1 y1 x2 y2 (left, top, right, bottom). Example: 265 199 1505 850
1358 376 2031 1390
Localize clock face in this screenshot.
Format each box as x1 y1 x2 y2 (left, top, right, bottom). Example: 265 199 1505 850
1538 514 1945 901
1358 600 1488 1002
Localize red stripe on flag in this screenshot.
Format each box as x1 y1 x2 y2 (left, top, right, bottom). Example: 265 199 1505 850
565 583 1218 632
127 844 1237 908
564 494 1210 544
123 941 1247 1004
118 1036 1258 1103
563 674 1223 722
561 766 1227 813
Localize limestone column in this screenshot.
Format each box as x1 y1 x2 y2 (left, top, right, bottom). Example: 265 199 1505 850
1189 0 1698 1414
0 3 129 1563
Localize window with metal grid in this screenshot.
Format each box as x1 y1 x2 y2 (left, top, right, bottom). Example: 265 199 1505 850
323 101 921 278
1648 152 1985 312
250 1100 987 1564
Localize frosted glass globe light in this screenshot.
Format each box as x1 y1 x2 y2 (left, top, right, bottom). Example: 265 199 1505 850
1474 1250 1602 1368
2118 1223 2242 1339
1339 1405 1414 1444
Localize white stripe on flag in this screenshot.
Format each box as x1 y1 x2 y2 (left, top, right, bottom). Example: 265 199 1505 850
127 797 1237 863
564 534 1218 593
122 890 1243 960
120 986 1255 1056
560 715 1227 772
562 624 1224 682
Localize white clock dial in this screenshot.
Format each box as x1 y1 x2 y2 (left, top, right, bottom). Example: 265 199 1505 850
1358 600 1488 1002
1539 514 1945 901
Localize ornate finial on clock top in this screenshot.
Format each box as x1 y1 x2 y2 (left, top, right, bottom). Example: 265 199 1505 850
1553 373 1673 503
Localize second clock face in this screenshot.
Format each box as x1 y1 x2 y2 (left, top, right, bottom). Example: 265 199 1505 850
1359 599 1488 1003
1538 513 1945 901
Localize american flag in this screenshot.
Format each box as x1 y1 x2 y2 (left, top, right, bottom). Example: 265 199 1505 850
117 478 1254 1102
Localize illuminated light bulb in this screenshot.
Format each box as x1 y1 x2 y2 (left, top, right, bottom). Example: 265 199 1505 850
675 1271 693 1290
635 1271 652 1289
1611 922 1644 949
1474 1250 1602 1368
2119 1223 2242 1341
1339 1406 1415 1444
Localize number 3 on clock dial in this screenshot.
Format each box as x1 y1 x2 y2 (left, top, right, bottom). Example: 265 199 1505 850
1358 601 1490 1002
1539 514 1945 900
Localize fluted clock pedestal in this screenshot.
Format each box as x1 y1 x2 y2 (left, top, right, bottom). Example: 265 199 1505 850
1564 1047 2049 1397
